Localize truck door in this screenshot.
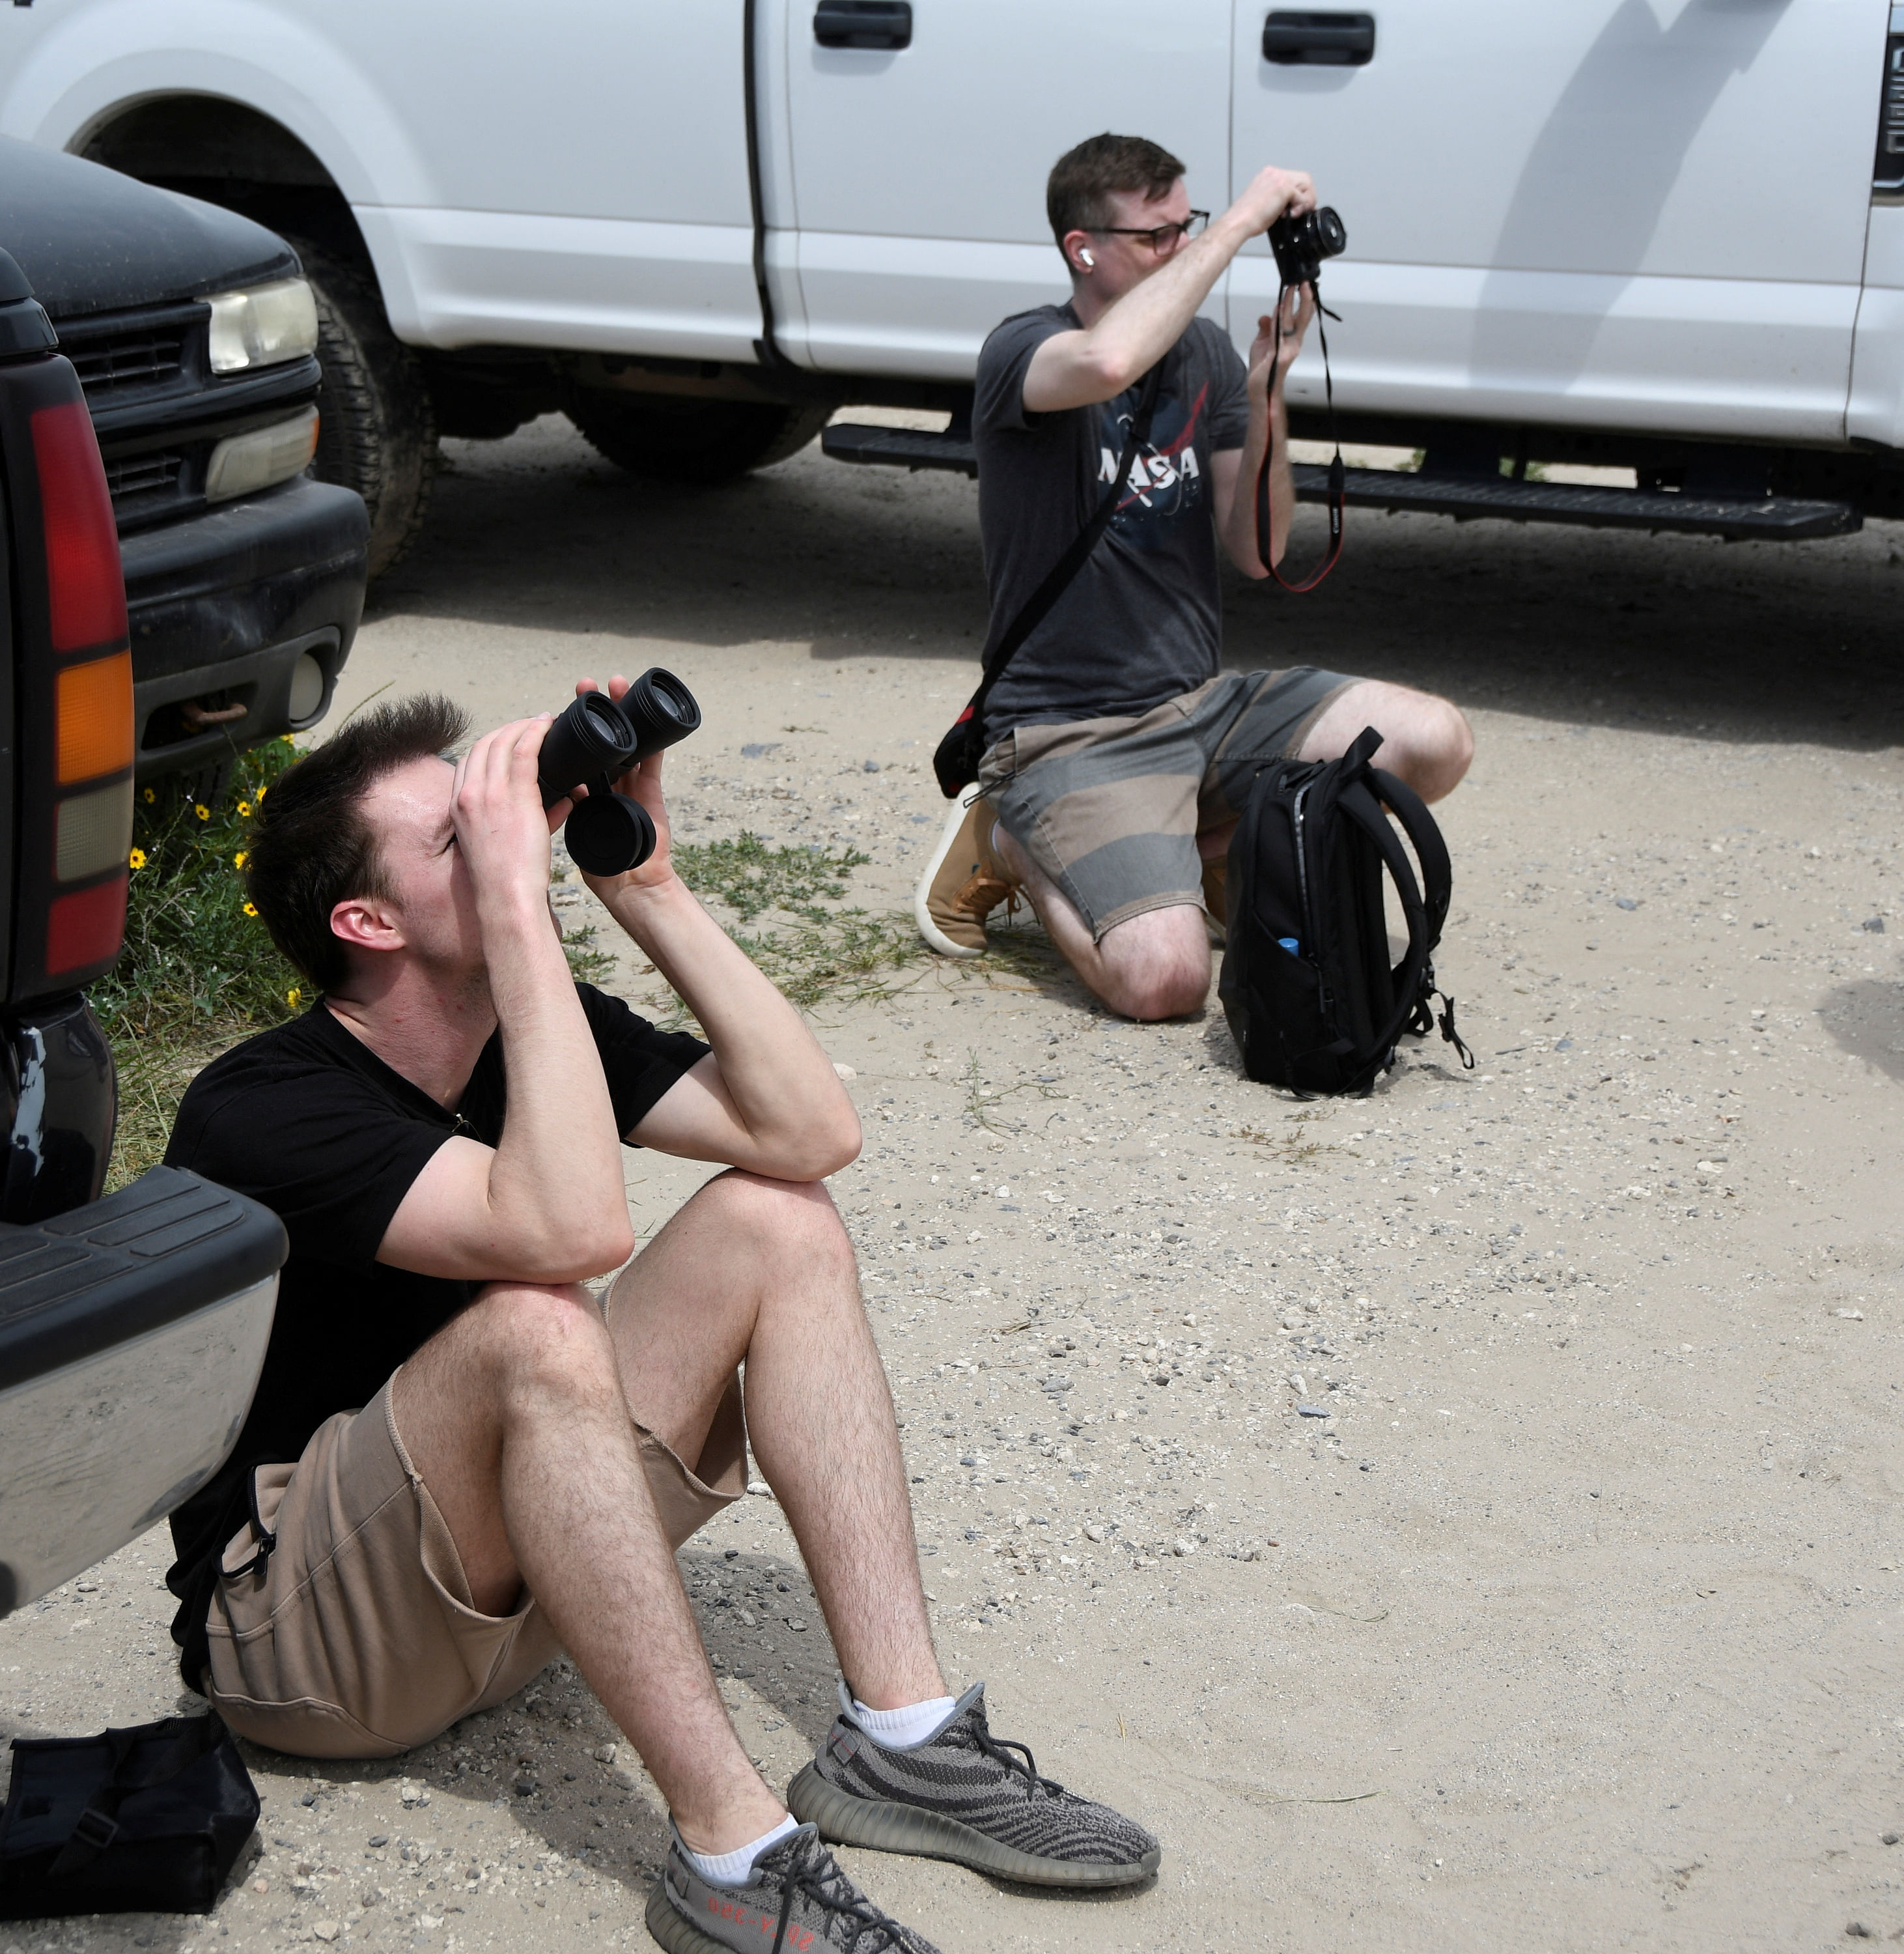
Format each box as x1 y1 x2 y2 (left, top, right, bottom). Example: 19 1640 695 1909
343 0 759 360
1233 1 1884 444
779 0 1231 378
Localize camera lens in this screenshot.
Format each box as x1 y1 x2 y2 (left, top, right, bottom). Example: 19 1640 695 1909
1313 207 1347 257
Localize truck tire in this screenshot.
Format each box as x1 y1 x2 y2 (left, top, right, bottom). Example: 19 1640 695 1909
285 237 437 578
566 394 830 484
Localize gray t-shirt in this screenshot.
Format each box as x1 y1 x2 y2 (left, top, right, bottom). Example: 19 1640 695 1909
972 303 1249 746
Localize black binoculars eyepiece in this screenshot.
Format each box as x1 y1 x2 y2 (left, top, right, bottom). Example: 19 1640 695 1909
1267 205 1347 291
537 667 701 875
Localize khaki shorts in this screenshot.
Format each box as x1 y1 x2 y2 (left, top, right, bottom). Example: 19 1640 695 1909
203 1371 746 1759
979 666 1353 939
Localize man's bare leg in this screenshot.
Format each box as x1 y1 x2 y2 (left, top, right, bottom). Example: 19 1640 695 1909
604 1170 944 1712
392 1284 784 1854
989 825 1210 1021
1195 676 1476 866
1296 677 1473 800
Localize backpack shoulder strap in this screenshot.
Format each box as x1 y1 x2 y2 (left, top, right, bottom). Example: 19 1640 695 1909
1366 763 1451 941
1336 775 1438 1064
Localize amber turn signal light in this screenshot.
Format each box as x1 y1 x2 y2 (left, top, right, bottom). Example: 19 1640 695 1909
56 650 133 785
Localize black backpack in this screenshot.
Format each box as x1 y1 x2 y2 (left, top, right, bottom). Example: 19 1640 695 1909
1218 726 1473 1095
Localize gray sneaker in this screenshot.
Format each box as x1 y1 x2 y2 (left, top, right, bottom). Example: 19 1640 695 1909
645 1820 938 1954
787 1681 1160 1888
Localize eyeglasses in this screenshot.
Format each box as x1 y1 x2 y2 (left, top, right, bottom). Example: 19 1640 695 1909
1093 210 1209 253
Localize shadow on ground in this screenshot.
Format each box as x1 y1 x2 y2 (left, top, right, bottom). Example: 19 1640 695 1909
371 418 1904 755
1819 976 1904 1081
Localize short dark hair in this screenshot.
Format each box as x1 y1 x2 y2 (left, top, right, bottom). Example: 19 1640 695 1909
246 692 470 993
1046 133 1186 262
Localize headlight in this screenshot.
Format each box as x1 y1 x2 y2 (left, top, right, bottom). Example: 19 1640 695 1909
204 406 320 503
206 277 320 374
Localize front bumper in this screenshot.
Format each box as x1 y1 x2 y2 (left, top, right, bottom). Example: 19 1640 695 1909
121 475 369 780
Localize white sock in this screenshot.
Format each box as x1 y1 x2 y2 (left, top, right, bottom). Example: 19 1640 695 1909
851 1693 957 1750
686 1813 799 1888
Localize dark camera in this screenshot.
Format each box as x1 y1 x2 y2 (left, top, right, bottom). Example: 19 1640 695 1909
537 667 701 876
1267 205 1347 289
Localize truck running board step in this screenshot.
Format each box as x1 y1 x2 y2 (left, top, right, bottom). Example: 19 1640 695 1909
1294 464 1859 541
822 422 976 477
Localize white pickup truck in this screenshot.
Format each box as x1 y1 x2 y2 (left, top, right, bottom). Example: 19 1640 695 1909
8 0 1901 571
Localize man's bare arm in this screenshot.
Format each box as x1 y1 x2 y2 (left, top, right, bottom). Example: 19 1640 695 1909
1022 165 1313 414
609 877 861 1180
378 720 635 1283
570 676 860 1179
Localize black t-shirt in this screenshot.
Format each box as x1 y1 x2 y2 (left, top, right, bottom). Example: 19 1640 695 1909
162 986 708 1680
972 303 1249 748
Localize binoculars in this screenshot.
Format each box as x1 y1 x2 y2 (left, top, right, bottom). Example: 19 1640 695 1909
537 668 701 875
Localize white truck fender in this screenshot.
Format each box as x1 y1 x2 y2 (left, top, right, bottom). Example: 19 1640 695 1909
0 0 431 326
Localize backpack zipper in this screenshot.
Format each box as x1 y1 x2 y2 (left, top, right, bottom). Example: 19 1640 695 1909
1291 783 1332 1012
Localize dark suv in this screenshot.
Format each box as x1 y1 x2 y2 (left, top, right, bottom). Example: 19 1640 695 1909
0 251 287 1616
0 136 367 781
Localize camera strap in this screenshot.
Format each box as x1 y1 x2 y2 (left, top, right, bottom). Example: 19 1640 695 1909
1255 281 1345 593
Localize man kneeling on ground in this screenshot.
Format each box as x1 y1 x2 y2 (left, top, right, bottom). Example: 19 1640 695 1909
164 690 1156 1954
917 133 1473 1019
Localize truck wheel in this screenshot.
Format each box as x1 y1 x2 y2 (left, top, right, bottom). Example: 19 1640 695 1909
286 238 437 577
566 395 830 484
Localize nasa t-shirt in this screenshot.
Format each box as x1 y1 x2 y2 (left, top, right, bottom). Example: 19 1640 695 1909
971 302 1249 746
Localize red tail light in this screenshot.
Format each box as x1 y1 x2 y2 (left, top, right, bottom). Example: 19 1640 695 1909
0 356 135 999
47 875 128 975
31 400 127 655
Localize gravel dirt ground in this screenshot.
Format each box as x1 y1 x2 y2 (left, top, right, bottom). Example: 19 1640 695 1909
5 416 1904 1953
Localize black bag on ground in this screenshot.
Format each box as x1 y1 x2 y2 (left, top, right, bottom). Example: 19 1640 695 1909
1219 725 1473 1095
0 1712 259 1918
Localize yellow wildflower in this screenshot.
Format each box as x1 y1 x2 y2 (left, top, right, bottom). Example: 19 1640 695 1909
287 987 301 1007
128 847 147 870
234 850 247 870
243 901 259 917
141 786 155 804
256 785 268 800
194 803 210 821
236 800 251 817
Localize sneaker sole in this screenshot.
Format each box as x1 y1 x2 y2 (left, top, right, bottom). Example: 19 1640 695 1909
787 1763 1159 1888
645 1878 731 1954
913 785 988 959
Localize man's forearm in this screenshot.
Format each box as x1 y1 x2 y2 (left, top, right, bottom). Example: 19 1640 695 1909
1219 385 1296 574
604 875 856 1168
481 889 630 1263
1072 207 1259 396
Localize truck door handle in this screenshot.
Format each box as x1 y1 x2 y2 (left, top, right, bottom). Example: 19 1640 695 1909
815 1 912 50
1262 10 1375 64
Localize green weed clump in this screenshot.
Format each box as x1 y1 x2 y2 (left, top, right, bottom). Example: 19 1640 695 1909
96 739 305 1041
665 833 920 1017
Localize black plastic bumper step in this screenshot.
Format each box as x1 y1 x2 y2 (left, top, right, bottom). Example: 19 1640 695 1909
1295 464 1858 541
822 422 975 477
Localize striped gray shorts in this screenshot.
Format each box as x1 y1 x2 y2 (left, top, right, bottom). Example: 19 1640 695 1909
978 666 1353 940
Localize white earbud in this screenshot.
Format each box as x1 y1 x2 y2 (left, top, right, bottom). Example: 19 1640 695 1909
1079 249 1095 269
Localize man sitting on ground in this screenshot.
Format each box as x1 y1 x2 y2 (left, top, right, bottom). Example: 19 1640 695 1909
917 134 1473 1019
165 690 1156 1954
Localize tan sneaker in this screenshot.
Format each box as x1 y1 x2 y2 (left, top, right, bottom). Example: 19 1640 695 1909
915 786 1017 957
